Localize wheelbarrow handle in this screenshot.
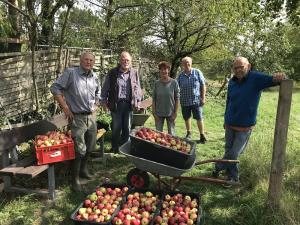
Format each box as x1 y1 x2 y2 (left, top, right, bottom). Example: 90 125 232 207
195 159 239 166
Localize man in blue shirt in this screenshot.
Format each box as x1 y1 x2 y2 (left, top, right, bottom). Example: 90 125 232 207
213 56 286 185
51 52 100 191
178 57 207 143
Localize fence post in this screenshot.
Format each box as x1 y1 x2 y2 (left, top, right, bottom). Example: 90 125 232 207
267 79 293 208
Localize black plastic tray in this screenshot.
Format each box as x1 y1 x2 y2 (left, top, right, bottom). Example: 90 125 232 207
70 183 130 225
113 188 163 225
130 127 196 169
151 191 202 225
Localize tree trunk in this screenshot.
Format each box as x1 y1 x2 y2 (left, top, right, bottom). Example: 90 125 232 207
170 58 181 78
7 0 21 52
39 0 52 46
30 24 40 111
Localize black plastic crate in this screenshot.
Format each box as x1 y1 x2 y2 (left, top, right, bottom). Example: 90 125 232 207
151 191 202 225
130 127 196 169
111 188 162 225
70 183 130 225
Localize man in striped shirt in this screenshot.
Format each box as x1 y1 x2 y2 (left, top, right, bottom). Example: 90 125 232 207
177 57 207 144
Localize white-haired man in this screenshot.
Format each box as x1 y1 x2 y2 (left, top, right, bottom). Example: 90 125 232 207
177 56 207 144
51 52 100 191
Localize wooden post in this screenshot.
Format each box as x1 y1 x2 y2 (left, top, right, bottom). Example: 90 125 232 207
267 79 293 208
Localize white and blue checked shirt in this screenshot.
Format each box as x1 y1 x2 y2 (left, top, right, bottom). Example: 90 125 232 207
177 68 205 106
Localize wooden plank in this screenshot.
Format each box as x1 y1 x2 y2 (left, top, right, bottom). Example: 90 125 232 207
6 108 32 118
97 129 106 139
6 186 50 196
0 96 32 106
0 166 24 176
16 164 49 178
267 80 293 208
48 165 55 200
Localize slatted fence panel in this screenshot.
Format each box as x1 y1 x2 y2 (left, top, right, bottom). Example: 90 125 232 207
0 48 112 119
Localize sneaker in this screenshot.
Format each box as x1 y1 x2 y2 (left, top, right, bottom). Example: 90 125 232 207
212 170 219 178
185 131 192 139
222 177 239 188
198 134 207 144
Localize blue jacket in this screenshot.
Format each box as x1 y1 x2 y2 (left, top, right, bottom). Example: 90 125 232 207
225 70 274 127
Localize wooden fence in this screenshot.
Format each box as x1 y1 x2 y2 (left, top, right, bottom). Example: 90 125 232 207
0 48 113 121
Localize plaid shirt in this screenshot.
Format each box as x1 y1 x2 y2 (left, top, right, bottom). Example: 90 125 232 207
177 68 205 106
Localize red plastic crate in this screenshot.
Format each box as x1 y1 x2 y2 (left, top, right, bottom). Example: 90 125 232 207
35 142 75 165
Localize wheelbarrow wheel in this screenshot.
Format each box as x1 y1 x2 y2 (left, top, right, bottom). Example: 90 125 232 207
126 168 150 188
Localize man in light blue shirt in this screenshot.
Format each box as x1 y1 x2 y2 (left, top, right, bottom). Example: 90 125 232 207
178 57 207 143
51 52 100 191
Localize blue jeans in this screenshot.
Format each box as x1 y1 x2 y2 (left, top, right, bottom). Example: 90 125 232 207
215 127 252 180
111 101 132 151
155 116 175 135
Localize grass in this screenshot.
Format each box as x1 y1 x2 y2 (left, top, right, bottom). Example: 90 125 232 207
0 88 299 225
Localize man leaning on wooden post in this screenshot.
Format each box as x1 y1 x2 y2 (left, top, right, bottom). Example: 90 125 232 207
50 52 100 191
212 56 287 187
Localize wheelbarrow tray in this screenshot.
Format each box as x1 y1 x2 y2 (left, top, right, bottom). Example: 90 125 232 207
132 114 150 127
119 141 195 177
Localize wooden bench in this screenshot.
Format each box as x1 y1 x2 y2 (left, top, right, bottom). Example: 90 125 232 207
0 114 107 199
0 114 68 200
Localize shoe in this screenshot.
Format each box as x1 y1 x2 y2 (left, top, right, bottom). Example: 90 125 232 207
110 148 119 154
222 177 239 188
198 134 207 144
212 170 219 178
185 131 192 139
71 158 82 191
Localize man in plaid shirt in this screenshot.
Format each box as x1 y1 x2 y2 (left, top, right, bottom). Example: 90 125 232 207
177 57 207 144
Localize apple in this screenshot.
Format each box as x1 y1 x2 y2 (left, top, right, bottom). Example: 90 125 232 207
141 217 149 225
84 199 91 207
78 207 86 215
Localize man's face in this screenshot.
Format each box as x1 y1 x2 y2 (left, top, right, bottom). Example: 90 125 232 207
182 59 192 72
233 60 250 79
120 53 131 72
80 53 95 72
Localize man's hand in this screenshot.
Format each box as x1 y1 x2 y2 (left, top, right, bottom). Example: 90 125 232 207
100 101 109 112
153 113 159 122
62 105 74 121
171 112 177 121
200 98 206 106
273 72 287 83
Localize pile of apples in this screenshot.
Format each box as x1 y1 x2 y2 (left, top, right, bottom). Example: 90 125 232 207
74 186 129 223
134 128 192 154
153 193 199 225
35 130 72 147
112 191 160 225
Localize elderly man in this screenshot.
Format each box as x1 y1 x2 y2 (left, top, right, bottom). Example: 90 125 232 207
101 51 142 153
178 56 207 143
51 52 100 191
213 56 286 185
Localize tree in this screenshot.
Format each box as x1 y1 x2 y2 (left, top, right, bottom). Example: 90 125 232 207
142 0 250 78
39 0 74 46
93 0 157 51
285 26 300 80
55 7 104 48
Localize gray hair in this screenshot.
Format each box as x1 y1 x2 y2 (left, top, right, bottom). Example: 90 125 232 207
182 56 192 63
80 51 95 59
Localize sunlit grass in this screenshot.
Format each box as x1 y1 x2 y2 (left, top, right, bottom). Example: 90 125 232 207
0 90 299 225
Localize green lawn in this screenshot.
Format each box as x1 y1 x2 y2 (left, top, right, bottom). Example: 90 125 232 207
0 88 299 225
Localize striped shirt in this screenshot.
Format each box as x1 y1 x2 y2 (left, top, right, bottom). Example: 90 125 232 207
177 68 205 106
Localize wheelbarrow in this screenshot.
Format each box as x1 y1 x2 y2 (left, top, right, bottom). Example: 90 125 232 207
119 141 240 190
